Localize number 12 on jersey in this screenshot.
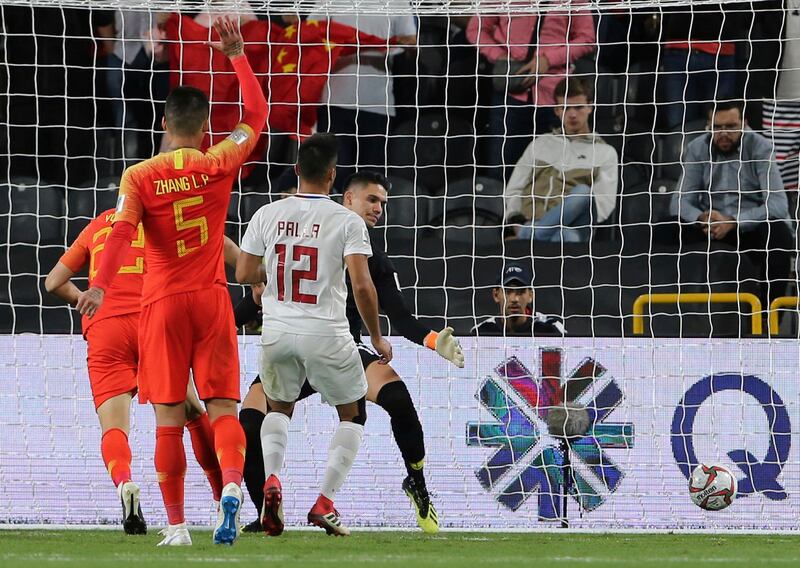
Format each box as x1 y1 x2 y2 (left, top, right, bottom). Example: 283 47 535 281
275 244 318 304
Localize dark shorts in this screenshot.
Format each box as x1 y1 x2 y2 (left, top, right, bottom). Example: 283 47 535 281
249 343 379 400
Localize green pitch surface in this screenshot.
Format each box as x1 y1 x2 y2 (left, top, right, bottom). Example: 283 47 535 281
1 530 799 567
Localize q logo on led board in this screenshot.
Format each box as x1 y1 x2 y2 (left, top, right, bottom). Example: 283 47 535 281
671 374 791 500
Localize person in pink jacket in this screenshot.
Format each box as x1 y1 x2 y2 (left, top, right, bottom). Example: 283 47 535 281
467 7 596 180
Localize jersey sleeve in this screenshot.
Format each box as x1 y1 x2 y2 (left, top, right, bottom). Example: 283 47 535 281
204 123 259 177
343 215 373 258
240 207 267 257
114 167 145 227
58 222 92 273
372 254 430 345
202 54 267 176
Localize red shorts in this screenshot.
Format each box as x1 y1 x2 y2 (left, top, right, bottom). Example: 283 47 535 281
85 313 139 410
138 287 240 405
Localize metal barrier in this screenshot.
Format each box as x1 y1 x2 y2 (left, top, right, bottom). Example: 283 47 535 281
632 293 763 335
769 296 799 336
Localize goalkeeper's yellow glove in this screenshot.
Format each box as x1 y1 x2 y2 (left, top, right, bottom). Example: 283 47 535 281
424 327 465 368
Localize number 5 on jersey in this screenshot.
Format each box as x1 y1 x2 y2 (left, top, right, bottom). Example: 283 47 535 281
173 196 208 257
275 244 318 304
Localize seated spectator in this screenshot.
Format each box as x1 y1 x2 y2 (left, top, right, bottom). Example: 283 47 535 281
467 5 595 181
670 100 793 308
658 3 746 129
504 77 618 243
472 261 565 337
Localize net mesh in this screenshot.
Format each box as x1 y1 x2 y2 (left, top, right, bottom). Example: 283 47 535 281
1 0 799 529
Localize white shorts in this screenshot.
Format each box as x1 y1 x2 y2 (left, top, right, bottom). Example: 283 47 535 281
259 330 368 406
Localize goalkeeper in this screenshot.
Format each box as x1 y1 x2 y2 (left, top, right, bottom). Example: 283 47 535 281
237 171 464 534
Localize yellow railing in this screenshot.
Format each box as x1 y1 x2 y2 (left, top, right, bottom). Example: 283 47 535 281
769 296 799 336
632 293 763 335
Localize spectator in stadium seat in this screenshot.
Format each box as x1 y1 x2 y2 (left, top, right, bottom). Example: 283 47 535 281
670 100 794 308
467 5 596 181
503 77 618 243
95 11 170 163
657 3 748 129
310 0 417 189
472 261 565 337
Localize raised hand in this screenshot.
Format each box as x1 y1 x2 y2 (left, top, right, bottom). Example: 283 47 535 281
208 15 244 58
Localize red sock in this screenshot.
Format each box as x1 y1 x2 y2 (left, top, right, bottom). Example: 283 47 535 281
101 428 132 487
187 413 223 501
155 426 187 525
211 414 246 487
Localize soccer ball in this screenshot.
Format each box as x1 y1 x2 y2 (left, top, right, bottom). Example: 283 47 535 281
689 464 738 511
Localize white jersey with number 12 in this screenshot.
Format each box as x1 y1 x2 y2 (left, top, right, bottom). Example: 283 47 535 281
240 194 372 336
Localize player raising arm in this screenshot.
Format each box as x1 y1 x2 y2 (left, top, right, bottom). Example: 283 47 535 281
236 133 391 536
45 210 232 536
237 171 464 534
76 16 267 546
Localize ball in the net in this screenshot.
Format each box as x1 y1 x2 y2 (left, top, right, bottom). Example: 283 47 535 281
689 464 738 511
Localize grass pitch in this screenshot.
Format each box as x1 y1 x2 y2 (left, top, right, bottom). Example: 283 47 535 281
1 530 798 567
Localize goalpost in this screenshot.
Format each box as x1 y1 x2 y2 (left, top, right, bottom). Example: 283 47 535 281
1 0 798 530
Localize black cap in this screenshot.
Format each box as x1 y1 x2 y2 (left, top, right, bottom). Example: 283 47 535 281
497 261 533 288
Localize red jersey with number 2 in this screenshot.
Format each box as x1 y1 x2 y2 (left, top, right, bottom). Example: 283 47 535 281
114 124 257 306
59 209 145 332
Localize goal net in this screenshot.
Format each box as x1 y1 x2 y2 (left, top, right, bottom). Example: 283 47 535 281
1 0 798 530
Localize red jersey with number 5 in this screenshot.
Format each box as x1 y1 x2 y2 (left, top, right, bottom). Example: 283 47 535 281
59 209 145 332
114 124 258 306
239 194 372 337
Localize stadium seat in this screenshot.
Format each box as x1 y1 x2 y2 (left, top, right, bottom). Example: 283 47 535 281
424 176 504 248
380 176 429 231
618 179 681 250
427 176 504 227
0 178 65 245
240 192 270 225
387 113 475 192
227 191 241 223
66 187 111 242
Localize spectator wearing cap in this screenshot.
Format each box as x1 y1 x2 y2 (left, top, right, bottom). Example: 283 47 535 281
472 261 565 336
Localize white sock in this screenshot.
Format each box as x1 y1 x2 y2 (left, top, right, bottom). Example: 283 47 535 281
260 412 290 479
320 421 364 501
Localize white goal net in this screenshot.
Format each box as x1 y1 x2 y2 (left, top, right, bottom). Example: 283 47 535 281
1 0 799 530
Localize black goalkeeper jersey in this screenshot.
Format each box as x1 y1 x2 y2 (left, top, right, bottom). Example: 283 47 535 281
234 240 431 346
345 242 430 346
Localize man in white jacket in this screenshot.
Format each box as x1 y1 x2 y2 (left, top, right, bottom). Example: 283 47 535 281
505 77 618 242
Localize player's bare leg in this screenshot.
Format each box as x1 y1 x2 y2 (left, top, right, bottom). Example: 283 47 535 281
307 399 366 537
153 402 192 546
97 392 146 535
184 384 223 506
259 397 294 536
367 363 438 534
239 382 268 532
206 398 247 545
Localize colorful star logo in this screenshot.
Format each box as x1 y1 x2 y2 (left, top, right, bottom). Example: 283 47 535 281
466 349 634 520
